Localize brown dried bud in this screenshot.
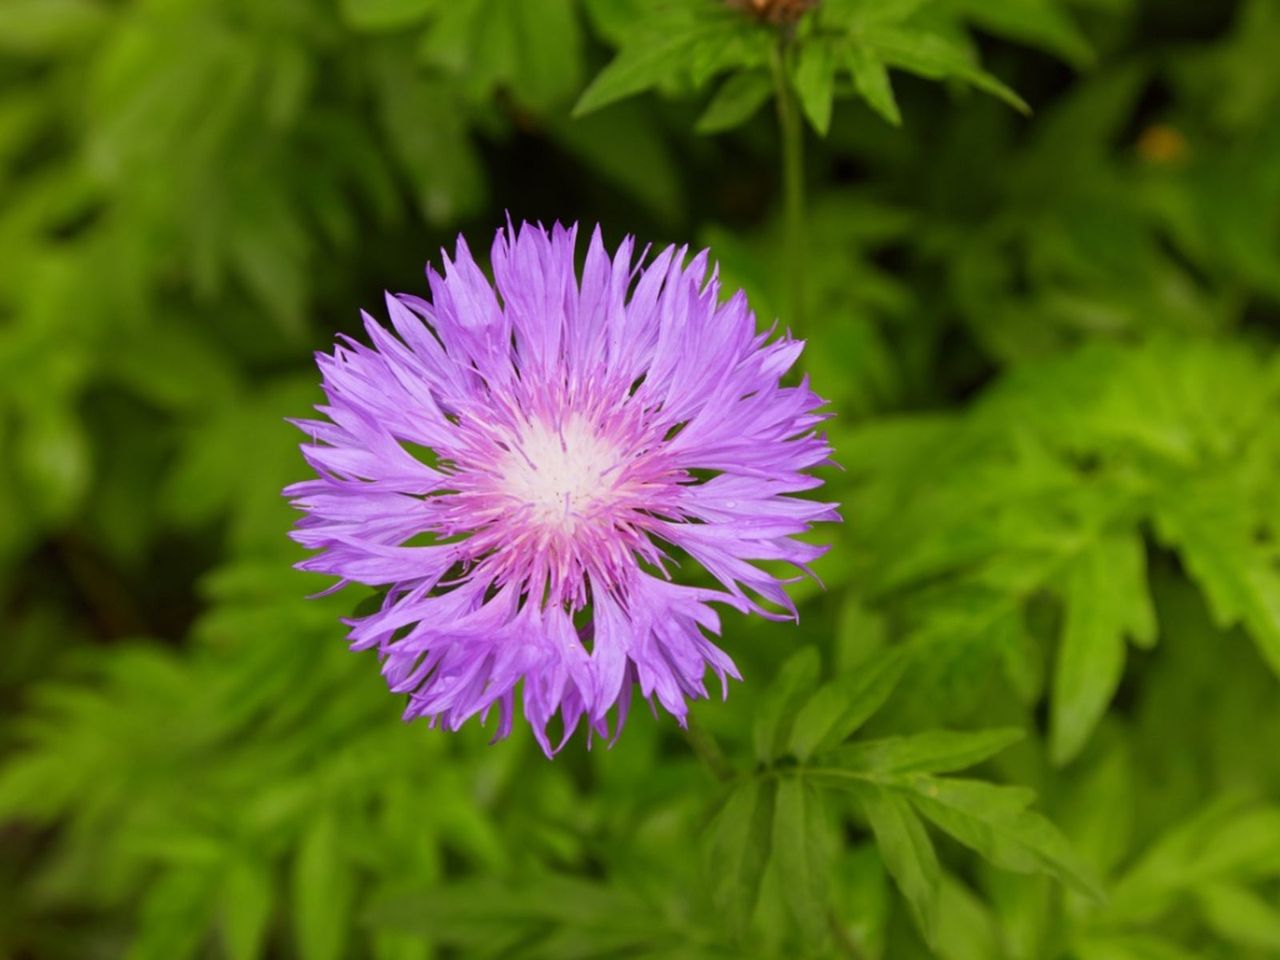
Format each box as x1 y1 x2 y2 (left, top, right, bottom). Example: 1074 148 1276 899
726 0 818 25
1135 124 1190 166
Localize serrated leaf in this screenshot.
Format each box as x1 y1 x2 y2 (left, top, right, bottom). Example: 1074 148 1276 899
697 70 772 133
791 37 836 135
1051 531 1154 765
787 647 910 760
772 777 831 942
823 727 1024 776
293 813 352 960
845 43 900 126
860 786 940 946
754 647 821 762
707 778 776 934
903 777 1103 900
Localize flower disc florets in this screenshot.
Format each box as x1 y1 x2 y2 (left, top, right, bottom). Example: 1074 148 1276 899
286 221 837 754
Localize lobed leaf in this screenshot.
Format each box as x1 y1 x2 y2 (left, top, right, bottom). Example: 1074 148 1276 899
697 71 773 133
1051 530 1155 765
754 647 821 763
293 813 353 960
845 43 901 126
707 778 777 935
904 777 1104 900
786 646 911 760
771 777 832 943
860 785 941 946
791 37 836 135
822 727 1024 776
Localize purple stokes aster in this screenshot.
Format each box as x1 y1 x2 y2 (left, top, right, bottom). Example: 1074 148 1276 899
285 221 838 754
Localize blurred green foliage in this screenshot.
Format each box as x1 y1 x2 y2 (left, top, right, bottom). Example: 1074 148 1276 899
2 0 1280 957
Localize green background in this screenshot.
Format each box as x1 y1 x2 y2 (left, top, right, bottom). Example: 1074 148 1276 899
3 0 1280 957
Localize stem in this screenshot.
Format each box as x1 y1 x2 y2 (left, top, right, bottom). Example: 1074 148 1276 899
771 38 806 332
681 713 734 782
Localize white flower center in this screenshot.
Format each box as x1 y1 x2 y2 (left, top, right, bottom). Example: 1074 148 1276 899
501 415 622 532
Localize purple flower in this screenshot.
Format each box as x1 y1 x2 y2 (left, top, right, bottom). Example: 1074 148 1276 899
285 221 837 754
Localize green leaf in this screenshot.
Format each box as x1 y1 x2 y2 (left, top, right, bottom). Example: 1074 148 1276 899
502 0 584 110
903 777 1103 900
952 0 1094 68
838 845 891 957
0 0 106 54
1074 935 1203 960
373 61 485 224
573 7 768 117
787 647 910 760
1155 479 1280 676
819 0 932 29
791 38 836 135
772 777 832 942
221 857 275 960
106 325 239 413
697 70 773 134
985 871 1053 960
293 813 352 960
708 779 776 935
754 647 821 763
17 403 90 526
1058 739 1136 877
845 43 900 126
1051 531 1154 765
367 876 674 958
1110 801 1280 924
419 0 583 111
130 868 219 960
936 876 1000 960
867 27 1029 114
573 28 708 117
339 0 436 32
1197 881 1280 950
860 786 940 946
823 727 1024 776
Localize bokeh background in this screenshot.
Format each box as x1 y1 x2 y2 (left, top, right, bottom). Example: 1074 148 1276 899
3 0 1280 958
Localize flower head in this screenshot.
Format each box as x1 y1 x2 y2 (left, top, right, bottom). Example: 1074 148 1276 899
286 222 837 754
727 0 818 25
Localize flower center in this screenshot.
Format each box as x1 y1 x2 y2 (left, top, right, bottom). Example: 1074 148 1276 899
500 414 622 533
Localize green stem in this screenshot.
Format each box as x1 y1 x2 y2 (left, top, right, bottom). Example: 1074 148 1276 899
771 38 806 332
681 713 734 782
